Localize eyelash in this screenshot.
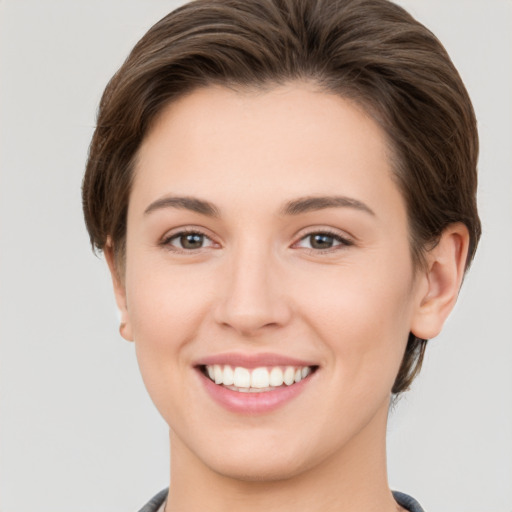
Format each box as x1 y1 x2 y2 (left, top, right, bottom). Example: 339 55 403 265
293 229 354 254
160 228 354 254
160 229 218 253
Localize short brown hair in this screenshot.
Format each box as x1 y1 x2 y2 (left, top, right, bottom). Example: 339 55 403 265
83 0 481 394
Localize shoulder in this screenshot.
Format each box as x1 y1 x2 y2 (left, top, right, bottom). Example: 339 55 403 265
392 490 426 512
137 488 168 512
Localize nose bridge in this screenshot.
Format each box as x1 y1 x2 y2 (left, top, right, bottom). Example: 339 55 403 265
214 236 290 335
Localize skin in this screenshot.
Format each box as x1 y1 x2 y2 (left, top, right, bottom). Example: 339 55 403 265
106 83 469 512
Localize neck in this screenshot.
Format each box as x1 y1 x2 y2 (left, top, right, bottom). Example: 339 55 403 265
166 400 400 512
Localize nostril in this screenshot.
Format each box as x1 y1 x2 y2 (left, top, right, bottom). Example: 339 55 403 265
212 270 292 334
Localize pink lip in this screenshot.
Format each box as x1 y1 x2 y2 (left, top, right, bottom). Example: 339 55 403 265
195 361 318 415
194 352 317 369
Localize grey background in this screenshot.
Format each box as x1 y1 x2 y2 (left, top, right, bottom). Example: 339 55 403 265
0 1 510 511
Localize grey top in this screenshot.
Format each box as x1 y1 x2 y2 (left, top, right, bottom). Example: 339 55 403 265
137 488 425 512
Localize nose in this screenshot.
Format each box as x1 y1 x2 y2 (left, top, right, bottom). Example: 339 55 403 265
213 243 292 336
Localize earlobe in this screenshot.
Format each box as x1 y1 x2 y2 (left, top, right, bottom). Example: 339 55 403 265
104 239 134 342
411 223 470 340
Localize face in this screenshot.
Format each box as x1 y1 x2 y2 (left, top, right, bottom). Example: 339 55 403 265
114 83 428 482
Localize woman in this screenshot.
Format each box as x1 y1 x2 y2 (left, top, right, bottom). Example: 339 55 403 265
82 0 480 510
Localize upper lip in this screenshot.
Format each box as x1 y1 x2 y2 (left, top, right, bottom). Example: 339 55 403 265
194 352 318 369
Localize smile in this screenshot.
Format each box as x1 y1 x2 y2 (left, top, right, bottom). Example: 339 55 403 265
202 364 314 392
195 354 319 413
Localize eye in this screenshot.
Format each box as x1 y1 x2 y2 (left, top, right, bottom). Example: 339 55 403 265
162 230 216 251
294 231 353 251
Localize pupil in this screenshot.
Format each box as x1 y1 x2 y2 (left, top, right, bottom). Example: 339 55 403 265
181 233 203 249
311 233 333 249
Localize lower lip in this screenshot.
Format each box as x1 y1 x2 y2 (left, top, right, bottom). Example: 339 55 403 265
197 369 315 414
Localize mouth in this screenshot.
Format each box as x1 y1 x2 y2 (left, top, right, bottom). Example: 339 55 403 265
195 356 319 414
199 364 318 393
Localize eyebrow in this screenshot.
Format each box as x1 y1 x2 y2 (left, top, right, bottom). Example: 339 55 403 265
144 194 375 218
144 196 220 217
280 195 375 216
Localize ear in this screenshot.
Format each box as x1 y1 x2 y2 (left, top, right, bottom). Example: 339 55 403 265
104 239 134 342
410 223 470 340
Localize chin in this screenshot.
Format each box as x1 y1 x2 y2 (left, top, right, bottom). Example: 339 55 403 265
207 454 311 483
192 432 325 484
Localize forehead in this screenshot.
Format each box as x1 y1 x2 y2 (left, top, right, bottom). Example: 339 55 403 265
131 83 404 223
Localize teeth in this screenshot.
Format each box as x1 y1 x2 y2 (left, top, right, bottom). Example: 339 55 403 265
284 367 295 385
205 364 314 391
214 365 223 385
269 367 284 387
233 367 251 388
223 365 234 386
251 367 270 388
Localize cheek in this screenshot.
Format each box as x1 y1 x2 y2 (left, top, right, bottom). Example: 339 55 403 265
124 258 218 407
294 258 414 390
126 255 215 337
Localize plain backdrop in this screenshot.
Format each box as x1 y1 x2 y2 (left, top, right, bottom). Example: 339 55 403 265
0 1 511 511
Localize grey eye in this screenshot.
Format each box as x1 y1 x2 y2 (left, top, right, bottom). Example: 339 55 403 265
166 231 215 250
295 231 352 251
308 233 337 249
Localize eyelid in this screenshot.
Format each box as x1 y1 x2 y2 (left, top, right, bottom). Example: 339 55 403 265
159 226 221 252
292 227 354 252
158 225 354 254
